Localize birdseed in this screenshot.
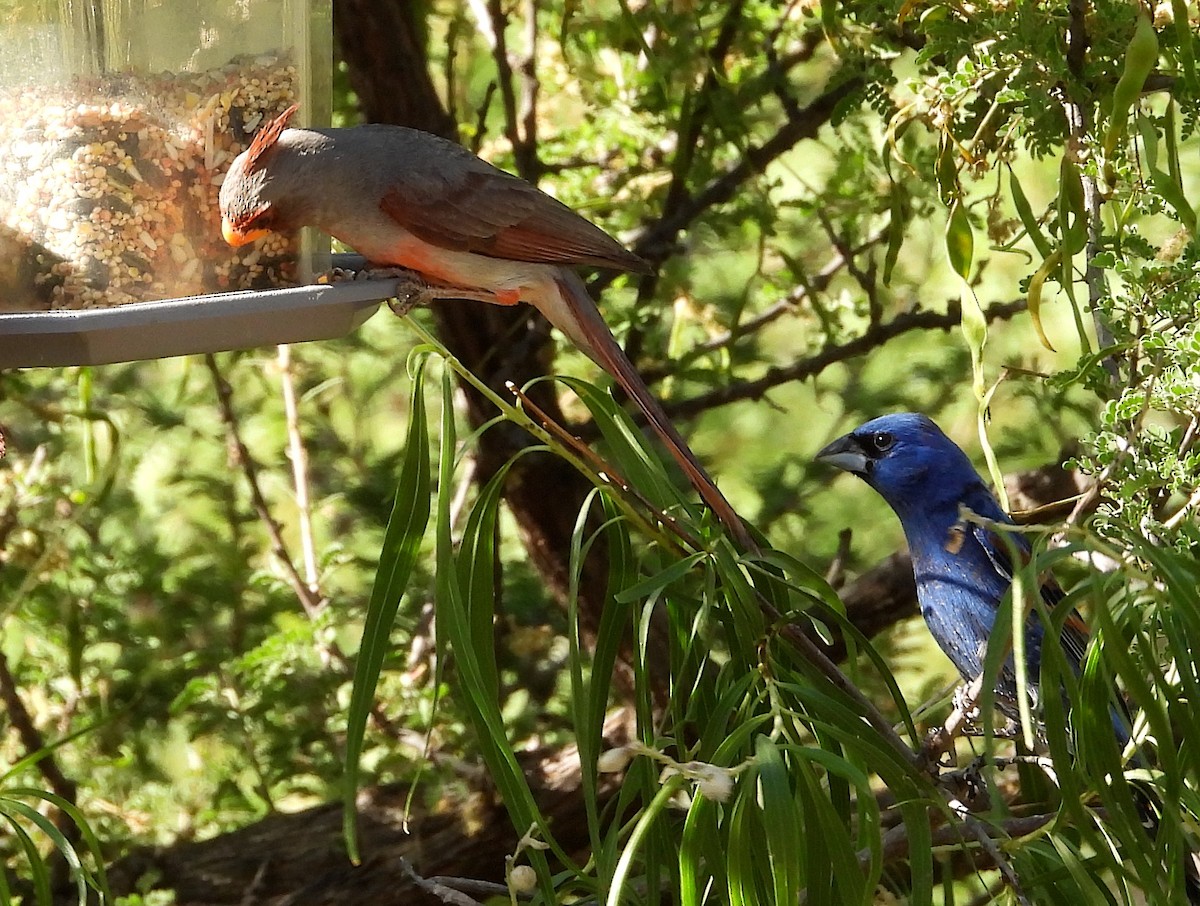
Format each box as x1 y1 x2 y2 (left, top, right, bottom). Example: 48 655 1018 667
0 53 299 311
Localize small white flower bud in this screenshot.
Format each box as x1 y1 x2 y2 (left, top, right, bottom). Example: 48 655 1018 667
692 764 735 803
597 745 633 773
509 865 537 893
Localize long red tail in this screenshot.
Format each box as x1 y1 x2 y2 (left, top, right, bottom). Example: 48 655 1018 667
552 272 756 551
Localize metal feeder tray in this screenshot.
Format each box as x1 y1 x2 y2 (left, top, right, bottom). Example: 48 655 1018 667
0 256 398 369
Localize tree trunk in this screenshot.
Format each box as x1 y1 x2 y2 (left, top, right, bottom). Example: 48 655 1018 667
334 0 617 648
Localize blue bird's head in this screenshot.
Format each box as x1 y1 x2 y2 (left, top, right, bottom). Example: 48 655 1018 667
815 413 1001 525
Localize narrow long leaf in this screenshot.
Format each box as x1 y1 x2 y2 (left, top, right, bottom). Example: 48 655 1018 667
756 736 803 905
0 809 51 906
343 357 433 861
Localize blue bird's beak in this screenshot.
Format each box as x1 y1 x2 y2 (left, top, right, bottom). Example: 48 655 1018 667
815 434 869 476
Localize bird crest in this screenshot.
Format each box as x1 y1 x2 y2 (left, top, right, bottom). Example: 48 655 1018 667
244 104 299 172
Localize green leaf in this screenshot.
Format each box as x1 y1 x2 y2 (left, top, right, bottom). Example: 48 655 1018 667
883 183 909 285
0 809 51 906
1172 0 1198 93
7 788 112 902
1009 166 1054 259
1103 10 1159 158
614 551 708 603
0 797 86 903
900 801 933 906
945 199 974 280
342 356 433 862
755 736 803 905
1136 111 1197 235
1026 248 1062 353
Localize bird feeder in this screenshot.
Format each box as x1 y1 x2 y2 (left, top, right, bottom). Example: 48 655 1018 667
0 0 395 368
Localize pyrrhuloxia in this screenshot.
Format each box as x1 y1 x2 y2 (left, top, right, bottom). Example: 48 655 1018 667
219 106 752 548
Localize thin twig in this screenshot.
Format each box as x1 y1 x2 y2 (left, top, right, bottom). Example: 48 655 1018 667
863 811 1056 873
825 528 853 589
277 345 320 596
961 812 1034 906
640 225 890 383
1064 0 1118 383
506 382 703 551
470 81 498 154
923 674 988 765
399 856 488 906
206 356 415 741
770 604 923 770
206 355 325 619
484 0 541 181
662 299 1027 420
586 33 848 285
815 208 883 326
623 0 750 359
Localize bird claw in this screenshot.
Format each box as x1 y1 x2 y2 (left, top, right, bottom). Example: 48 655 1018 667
918 679 988 770
388 278 437 317
320 264 438 316
952 683 982 720
960 718 1020 739
920 727 959 770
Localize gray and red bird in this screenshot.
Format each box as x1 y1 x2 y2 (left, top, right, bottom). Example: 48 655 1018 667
218 106 751 548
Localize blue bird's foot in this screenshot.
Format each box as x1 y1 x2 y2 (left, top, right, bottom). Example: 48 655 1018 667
919 678 987 768
960 717 1020 739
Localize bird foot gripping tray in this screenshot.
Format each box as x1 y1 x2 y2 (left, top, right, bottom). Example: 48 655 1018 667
0 0 391 368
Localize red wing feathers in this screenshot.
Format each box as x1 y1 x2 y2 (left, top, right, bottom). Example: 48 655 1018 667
379 168 650 273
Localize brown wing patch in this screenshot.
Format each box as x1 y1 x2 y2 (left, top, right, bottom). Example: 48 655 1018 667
245 104 299 172
379 168 650 274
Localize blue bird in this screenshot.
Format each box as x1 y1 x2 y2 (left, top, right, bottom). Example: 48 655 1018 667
815 412 1090 721
818 412 1200 902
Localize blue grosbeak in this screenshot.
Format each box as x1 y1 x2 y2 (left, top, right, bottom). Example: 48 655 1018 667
815 412 1091 723
818 412 1200 901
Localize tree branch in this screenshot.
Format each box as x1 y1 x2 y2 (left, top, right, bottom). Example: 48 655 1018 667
626 75 863 271
640 225 891 384
663 299 1028 420
0 649 78 824
482 0 542 182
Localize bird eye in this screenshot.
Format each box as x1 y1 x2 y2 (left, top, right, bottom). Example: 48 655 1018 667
247 207 274 229
869 431 894 454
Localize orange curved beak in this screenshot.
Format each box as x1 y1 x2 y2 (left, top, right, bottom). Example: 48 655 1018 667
222 218 271 248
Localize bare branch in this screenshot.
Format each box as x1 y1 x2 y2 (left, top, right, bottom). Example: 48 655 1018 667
866 812 1056 873
657 0 749 223
640 224 891 383
206 354 326 619
624 75 863 272
624 0 750 361
399 857 488 906
483 0 541 181
815 208 883 327
277 345 320 595
518 0 539 170
1063 0 1117 382
664 299 1027 420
